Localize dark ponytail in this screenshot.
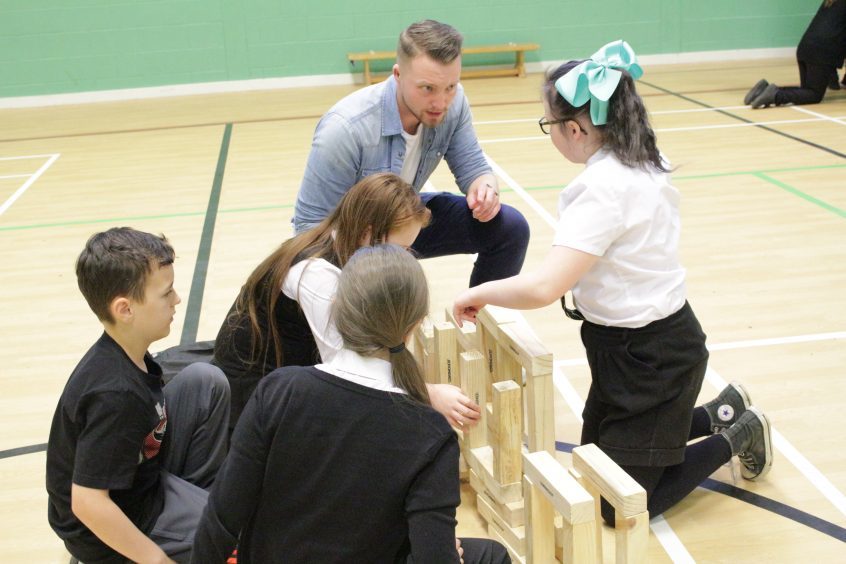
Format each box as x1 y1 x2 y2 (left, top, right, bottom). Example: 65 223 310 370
544 61 669 173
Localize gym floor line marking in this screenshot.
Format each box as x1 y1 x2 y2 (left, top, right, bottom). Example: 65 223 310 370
791 105 846 126
485 151 691 560
478 115 846 144
180 123 230 345
0 202 294 232
0 153 59 216
476 105 751 125
555 330 846 367
754 172 846 218
703 367 846 520
553 433 846 544
639 79 846 159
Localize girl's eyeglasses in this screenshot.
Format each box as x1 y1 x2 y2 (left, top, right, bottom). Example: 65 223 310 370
538 117 588 135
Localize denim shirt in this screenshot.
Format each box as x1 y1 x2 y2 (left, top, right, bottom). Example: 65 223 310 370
293 75 491 231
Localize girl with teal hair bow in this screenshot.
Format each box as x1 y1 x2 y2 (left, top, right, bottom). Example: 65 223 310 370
454 39 773 526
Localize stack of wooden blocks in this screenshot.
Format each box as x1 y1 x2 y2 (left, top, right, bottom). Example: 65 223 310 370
413 306 649 563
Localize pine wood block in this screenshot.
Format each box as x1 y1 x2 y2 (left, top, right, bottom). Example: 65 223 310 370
523 474 555 564
433 322 459 385
460 351 487 449
444 307 479 352
492 380 522 485
478 490 526 555
467 446 523 504
572 444 646 518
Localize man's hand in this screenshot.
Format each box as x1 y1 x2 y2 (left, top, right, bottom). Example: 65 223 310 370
466 177 501 222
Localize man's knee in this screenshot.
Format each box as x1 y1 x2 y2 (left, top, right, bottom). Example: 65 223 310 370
496 205 530 247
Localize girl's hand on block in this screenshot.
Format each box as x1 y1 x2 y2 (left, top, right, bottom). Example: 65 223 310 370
429 384 481 428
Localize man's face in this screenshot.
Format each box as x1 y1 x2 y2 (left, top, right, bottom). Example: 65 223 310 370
394 54 461 131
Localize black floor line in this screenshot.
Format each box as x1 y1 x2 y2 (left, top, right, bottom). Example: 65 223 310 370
180 123 231 345
555 440 846 543
640 79 846 160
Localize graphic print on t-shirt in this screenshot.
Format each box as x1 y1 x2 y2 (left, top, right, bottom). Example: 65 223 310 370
141 401 167 462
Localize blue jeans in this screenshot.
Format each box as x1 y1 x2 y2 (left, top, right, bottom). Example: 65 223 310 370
413 192 530 287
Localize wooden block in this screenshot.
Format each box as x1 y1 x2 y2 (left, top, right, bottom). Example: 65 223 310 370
433 322 458 385
572 444 647 517
523 474 555 564
525 370 555 455
487 522 526 564
460 351 487 449
616 512 649 564
498 322 553 378
412 323 436 385
475 306 520 380
444 307 478 352
477 490 526 555
496 347 523 385
522 451 594 525
466 446 522 504
492 380 522 485
570 467 603 562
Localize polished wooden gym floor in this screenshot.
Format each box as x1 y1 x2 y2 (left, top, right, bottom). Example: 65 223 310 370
1 57 844 562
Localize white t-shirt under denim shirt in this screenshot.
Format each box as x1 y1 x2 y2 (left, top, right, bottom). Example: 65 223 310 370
553 149 686 328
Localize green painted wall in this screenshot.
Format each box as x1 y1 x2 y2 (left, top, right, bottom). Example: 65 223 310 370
0 0 820 98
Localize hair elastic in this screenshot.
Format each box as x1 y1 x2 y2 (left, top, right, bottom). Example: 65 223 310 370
388 343 406 354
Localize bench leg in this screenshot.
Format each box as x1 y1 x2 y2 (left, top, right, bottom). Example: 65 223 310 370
516 51 526 77
363 61 372 85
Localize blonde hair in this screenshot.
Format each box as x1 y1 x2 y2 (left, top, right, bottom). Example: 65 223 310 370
332 244 430 404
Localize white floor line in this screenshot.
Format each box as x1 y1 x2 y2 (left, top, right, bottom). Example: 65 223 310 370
0 153 59 161
491 147 690 559
553 366 695 562
554 330 846 370
483 153 557 228
790 105 846 126
0 174 34 180
475 105 752 126
703 366 846 519
0 153 60 216
708 331 846 351
478 115 846 145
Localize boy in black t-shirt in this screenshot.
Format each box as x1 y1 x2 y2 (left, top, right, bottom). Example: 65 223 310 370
46 227 230 564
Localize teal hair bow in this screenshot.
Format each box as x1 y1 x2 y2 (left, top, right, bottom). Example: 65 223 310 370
554 40 643 126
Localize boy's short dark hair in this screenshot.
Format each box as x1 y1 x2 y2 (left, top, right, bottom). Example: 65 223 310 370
397 20 463 65
76 227 175 323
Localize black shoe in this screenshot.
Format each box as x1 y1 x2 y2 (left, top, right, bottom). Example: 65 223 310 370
721 407 773 480
751 83 779 109
701 382 751 432
829 71 841 90
744 79 769 105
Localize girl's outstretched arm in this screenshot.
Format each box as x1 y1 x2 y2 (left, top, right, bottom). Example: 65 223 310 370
453 245 597 325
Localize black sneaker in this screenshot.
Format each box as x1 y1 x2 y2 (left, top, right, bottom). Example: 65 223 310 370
722 407 773 480
751 83 779 109
744 79 769 105
701 382 751 432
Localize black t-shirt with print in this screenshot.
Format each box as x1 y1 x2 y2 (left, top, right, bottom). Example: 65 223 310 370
46 332 167 564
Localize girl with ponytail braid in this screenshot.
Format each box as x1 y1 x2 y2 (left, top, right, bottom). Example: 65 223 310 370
193 244 510 564
454 40 773 524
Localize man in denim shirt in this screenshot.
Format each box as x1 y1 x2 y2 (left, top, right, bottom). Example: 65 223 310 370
293 20 530 287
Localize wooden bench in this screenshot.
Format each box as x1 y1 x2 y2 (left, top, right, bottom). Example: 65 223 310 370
347 42 540 85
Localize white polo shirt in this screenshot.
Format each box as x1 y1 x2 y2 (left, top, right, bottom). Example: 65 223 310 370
553 149 687 328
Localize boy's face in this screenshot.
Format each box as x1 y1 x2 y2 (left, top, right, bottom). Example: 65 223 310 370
131 262 180 343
